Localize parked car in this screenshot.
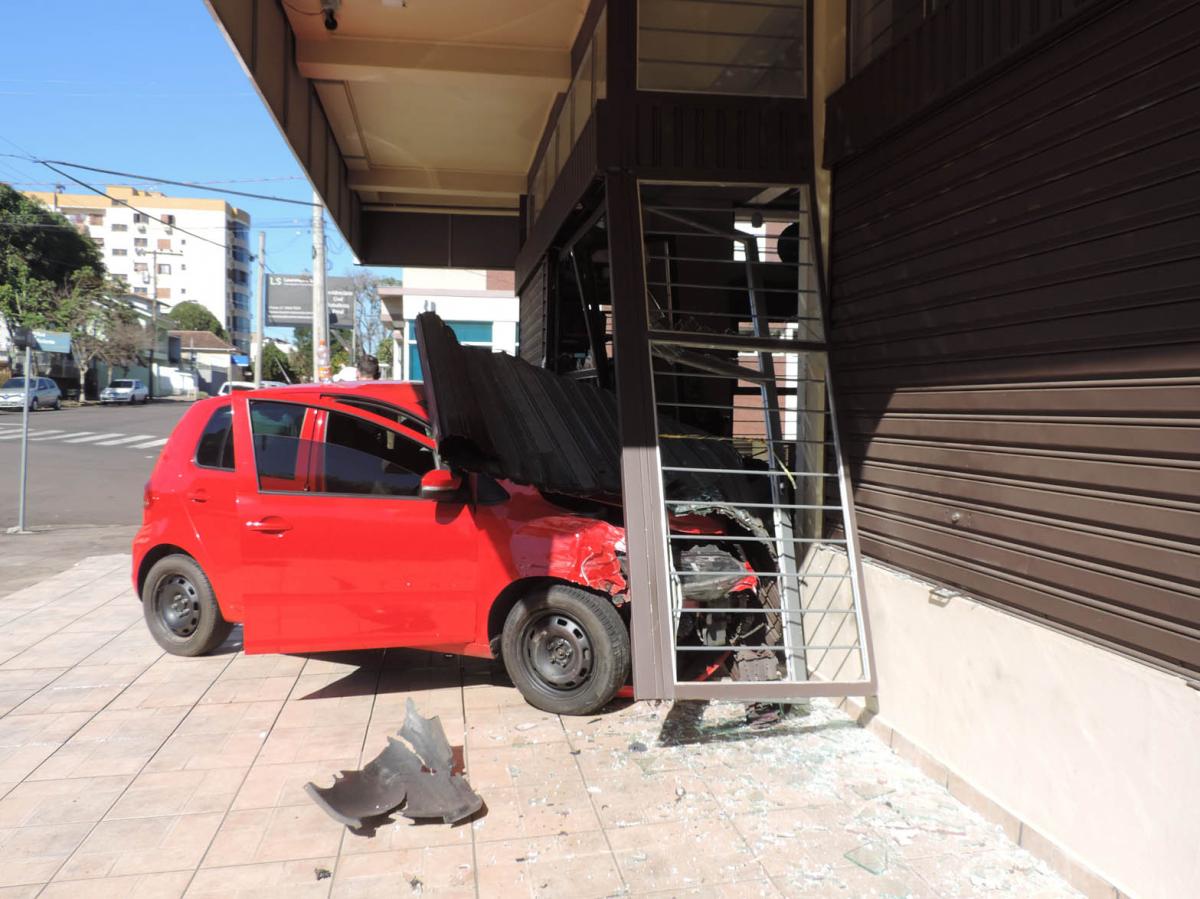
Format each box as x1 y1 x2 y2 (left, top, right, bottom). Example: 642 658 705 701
101 379 149 405
217 380 289 395
0 377 62 412
132 382 760 715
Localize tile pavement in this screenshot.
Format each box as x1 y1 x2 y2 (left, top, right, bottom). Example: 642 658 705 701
0 553 1082 897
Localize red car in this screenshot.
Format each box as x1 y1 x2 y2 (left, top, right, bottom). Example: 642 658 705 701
134 383 648 714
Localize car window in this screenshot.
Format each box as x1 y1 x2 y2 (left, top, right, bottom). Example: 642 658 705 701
195 405 235 470
250 400 308 489
317 411 436 497
325 394 431 436
39 379 52 389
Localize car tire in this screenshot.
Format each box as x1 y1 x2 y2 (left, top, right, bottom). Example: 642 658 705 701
29 397 38 412
142 554 233 657
52 398 61 410
500 583 629 716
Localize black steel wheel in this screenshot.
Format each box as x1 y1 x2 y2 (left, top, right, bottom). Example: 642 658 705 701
142 554 233 656
500 584 629 716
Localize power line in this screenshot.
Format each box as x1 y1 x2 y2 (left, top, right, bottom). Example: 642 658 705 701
0 153 316 208
36 161 229 249
29 158 318 207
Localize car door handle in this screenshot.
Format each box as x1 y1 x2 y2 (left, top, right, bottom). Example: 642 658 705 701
186 489 208 504
245 517 292 534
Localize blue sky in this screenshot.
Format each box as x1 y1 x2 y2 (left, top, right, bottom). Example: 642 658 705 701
0 1 400 296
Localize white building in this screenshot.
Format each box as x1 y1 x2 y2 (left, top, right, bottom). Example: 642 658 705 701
379 269 518 381
25 185 254 351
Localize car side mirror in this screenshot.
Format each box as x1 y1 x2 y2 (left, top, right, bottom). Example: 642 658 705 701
419 469 463 501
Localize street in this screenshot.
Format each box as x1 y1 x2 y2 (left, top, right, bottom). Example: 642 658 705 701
0 400 192 528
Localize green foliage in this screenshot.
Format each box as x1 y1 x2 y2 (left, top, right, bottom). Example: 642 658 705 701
0 183 107 331
375 334 393 369
164 300 226 339
261 342 295 382
290 327 313 381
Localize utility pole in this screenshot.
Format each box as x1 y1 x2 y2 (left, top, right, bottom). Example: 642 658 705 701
146 248 184 399
312 189 328 382
149 251 158 400
14 341 32 534
254 230 266 387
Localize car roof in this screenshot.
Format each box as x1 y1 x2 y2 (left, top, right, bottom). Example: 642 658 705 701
233 380 427 415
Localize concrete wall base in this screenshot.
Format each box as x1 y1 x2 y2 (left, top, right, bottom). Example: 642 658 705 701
839 555 1199 899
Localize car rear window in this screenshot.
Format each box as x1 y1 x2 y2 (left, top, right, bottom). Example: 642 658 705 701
112 380 134 388
250 401 307 487
195 406 235 470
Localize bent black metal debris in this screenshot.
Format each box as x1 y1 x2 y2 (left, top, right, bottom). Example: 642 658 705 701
305 698 482 828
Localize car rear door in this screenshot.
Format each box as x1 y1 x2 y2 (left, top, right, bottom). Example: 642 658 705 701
181 401 244 614
236 399 480 655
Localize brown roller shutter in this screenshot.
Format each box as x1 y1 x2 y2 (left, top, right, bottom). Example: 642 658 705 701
519 259 549 366
828 0 1200 676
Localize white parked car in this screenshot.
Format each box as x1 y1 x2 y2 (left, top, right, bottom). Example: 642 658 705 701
100 379 150 405
217 380 288 395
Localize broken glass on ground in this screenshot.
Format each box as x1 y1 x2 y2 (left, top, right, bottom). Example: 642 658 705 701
305 698 483 829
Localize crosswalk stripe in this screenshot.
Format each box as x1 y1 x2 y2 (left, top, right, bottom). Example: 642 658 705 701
29 431 93 442
63 432 124 444
0 427 61 436
133 438 168 449
95 434 158 446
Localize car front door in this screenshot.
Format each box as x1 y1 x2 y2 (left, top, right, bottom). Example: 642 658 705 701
237 399 480 655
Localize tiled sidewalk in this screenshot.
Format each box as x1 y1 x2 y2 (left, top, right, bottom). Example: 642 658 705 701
0 554 1080 898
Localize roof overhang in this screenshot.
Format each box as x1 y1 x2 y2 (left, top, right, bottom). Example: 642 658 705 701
203 0 590 268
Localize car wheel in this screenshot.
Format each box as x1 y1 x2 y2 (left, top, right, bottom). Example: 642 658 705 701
29 397 38 412
500 583 629 716
142 554 233 656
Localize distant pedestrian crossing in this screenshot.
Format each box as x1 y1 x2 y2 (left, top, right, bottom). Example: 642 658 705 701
0 423 167 450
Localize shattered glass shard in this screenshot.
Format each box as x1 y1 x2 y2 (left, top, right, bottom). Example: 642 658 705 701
844 840 889 875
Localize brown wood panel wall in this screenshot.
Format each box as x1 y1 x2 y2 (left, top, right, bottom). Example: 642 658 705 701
829 0 1200 675
827 0 1118 166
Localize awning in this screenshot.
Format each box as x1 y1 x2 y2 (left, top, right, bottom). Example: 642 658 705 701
415 312 769 510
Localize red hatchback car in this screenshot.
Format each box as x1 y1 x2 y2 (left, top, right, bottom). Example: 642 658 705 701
133 383 636 715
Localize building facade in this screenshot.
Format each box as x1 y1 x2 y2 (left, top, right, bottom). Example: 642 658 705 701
25 185 254 351
207 3 1199 896
379 269 518 381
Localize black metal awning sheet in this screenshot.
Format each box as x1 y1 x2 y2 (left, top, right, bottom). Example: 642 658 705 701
415 312 760 503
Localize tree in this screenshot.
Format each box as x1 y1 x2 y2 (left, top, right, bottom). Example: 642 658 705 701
290 327 313 382
262 342 295 383
164 300 226 339
375 333 394 376
0 183 106 332
69 295 151 395
349 272 387 358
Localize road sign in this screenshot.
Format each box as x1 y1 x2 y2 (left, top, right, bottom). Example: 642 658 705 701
266 274 355 328
11 328 71 353
31 330 72 354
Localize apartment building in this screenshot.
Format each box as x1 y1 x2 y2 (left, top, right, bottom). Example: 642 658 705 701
25 185 254 350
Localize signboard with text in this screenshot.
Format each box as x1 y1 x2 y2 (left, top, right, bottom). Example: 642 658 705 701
266 274 355 329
